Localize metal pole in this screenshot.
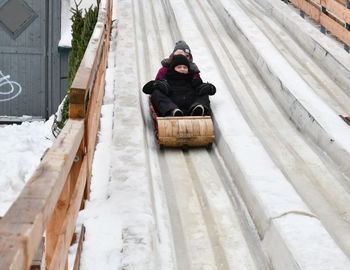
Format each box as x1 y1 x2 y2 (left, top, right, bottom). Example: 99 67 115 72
321 6 327 34
345 0 350 52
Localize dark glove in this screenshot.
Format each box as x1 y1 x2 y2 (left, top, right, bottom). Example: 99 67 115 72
142 80 155 94
196 83 216 96
154 79 170 95
191 77 203 89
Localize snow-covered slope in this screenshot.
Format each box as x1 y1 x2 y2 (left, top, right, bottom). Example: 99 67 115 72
77 0 350 269
2 0 350 269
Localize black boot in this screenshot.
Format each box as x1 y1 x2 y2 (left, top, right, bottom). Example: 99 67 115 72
171 108 184 117
190 104 204 116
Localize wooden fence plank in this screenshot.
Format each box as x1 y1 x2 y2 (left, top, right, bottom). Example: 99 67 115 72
45 176 70 270
84 36 108 200
0 1 112 269
290 0 321 22
288 0 350 48
49 157 88 270
69 29 105 119
334 0 346 7
73 225 86 270
321 12 350 45
321 0 350 24
0 120 84 270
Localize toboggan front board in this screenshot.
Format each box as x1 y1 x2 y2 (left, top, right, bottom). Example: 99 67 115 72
156 116 215 148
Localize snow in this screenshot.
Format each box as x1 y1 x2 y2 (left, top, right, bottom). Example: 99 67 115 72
59 0 98 48
1 0 350 269
0 118 55 217
220 0 350 148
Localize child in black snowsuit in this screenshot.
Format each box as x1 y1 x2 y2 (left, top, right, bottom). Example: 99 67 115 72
143 54 216 117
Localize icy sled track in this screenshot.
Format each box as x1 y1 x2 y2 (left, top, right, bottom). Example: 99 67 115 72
79 0 350 269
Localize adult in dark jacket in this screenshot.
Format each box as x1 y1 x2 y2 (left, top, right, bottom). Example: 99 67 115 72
155 40 200 80
143 41 200 95
143 54 216 117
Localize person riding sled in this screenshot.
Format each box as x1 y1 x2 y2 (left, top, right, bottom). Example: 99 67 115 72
142 54 216 117
155 40 200 80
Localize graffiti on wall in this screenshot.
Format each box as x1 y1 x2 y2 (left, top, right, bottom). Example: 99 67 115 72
0 71 22 102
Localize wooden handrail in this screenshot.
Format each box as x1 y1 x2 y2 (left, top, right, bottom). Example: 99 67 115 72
0 119 84 270
0 0 113 269
287 0 350 48
69 4 108 119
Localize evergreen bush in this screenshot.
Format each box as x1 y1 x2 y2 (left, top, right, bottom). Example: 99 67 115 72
52 0 100 137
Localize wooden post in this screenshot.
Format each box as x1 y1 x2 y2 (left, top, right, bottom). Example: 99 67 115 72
48 157 88 270
45 177 70 270
73 225 86 270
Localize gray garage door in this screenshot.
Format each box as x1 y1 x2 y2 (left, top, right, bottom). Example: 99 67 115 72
0 0 47 119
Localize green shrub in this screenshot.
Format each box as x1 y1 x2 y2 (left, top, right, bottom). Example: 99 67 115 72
52 0 100 137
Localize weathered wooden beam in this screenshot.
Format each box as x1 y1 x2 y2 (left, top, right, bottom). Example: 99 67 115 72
157 116 215 147
69 27 106 119
73 225 86 270
321 0 350 24
0 1 113 269
45 176 70 270
49 157 88 270
321 12 350 45
0 119 84 270
290 0 321 22
289 0 350 48
335 0 347 6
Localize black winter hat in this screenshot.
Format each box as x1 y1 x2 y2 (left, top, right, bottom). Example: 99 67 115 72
173 40 191 55
170 54 190 70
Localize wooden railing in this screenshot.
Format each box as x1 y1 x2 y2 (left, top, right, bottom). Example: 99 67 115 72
0 0 112 269
284 0 350 50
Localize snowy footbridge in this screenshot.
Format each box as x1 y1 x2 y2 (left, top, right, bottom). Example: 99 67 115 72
2 0 350 269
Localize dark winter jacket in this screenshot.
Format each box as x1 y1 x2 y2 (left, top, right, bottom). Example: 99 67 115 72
163 69 197 112
150 70 214 116
144 54 216 116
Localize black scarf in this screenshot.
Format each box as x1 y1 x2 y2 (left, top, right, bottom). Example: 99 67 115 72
165 69 193 82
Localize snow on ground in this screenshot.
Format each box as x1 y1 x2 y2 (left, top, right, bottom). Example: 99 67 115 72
0 118 55 217
1 0 350 269
70 54 123 270
76 11 162 268
60 0 99 48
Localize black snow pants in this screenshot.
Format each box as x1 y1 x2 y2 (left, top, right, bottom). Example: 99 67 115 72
151 89 210 116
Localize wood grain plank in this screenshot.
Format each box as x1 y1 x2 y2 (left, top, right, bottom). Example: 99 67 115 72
0 120 84 270
321 0 350 24
49 157 88 270
321 12 350 45
73 225 86 270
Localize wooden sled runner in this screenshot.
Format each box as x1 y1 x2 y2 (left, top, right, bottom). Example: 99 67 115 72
156 116 215 149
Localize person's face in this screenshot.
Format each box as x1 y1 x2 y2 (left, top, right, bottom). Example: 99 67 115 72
174 65 189 74
174 49 191 60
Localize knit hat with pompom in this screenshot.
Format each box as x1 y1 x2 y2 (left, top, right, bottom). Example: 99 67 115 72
173 40 191 55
